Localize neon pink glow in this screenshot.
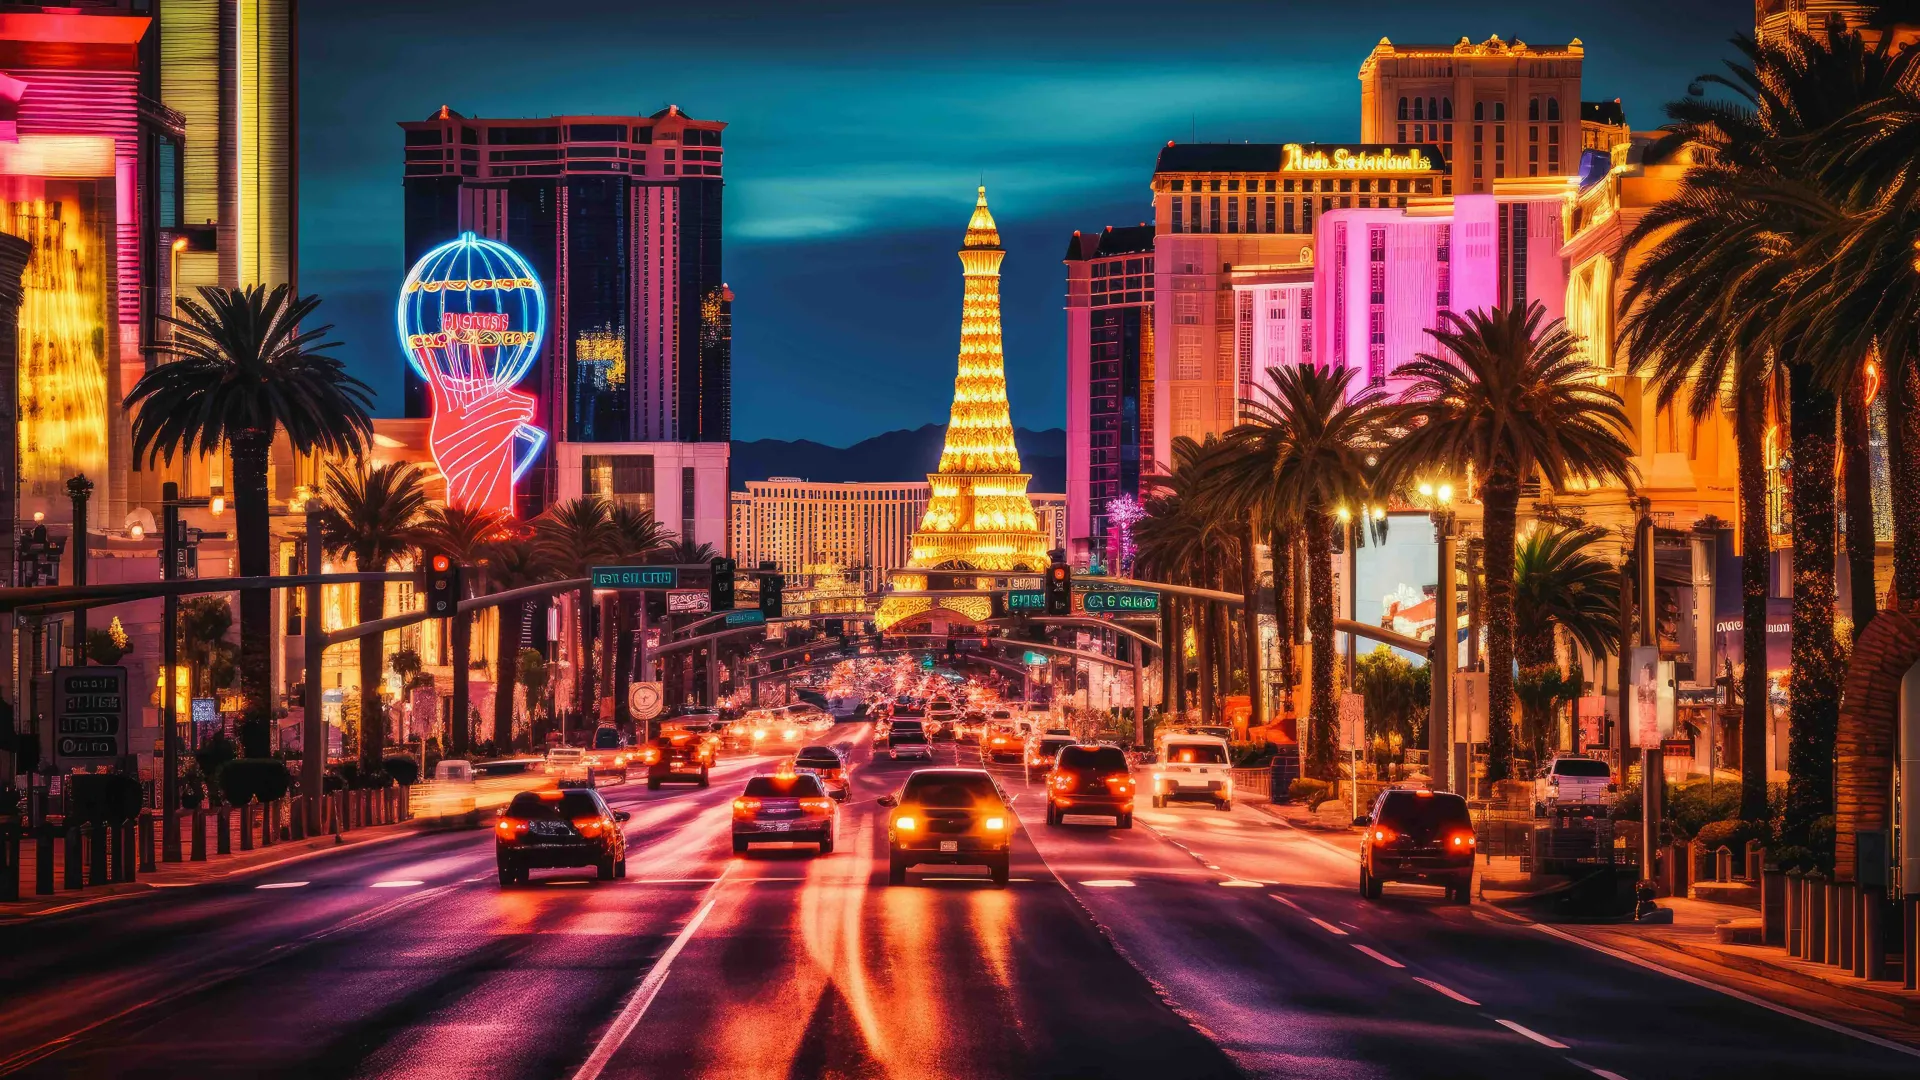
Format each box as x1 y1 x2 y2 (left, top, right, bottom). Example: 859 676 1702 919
420 360 539 515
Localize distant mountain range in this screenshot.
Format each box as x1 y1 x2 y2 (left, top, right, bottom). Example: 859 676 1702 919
731 424 1065 492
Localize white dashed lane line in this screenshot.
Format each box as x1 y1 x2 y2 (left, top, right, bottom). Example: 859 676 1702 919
1350 943 1406 969
255 882 308 890
1493 1018 1569 1049
369 880 425 889
1412 977 1479 1006
1308 917 1348 936
1566 1060 1631 1080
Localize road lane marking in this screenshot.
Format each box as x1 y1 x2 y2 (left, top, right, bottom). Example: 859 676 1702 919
1412 977 1479 1005
254 882 308 890
1308 917 1348 936
369 879 425 888
1079 879 1136 888
1529 922 1920 1060
1217 879 1262 888
1493 1018 1568 1049
1565 1060 1630 1080
1269 894 1304 911
571 865 732 1080
1351 944 1405 968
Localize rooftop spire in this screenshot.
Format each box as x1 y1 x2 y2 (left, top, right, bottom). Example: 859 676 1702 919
963 185 1001 250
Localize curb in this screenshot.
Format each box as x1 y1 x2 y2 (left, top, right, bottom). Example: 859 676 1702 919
1618 930 1920 1027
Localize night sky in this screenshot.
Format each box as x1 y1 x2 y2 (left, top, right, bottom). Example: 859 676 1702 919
302 0 1752 444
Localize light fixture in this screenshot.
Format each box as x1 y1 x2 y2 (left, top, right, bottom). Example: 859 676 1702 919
32 511 44 523
1436 484 1453 505
209 495 225 515
129 523 144 540
1418 482 1434 498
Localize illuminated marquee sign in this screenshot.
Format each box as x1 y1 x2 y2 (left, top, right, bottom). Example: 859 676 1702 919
1282 144 1433 173
397 232 548 516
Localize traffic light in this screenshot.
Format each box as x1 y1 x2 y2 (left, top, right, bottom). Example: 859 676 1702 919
709 556 736 610
760 572 784 618
427 553 462 617
1045 562 1072 616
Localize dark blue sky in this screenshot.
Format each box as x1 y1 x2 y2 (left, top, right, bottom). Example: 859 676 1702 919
302 0 1751 444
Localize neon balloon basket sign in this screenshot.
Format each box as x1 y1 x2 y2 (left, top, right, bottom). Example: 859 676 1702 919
397 232 548 515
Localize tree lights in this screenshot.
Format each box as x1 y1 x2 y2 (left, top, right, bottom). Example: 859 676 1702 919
397 232 548 515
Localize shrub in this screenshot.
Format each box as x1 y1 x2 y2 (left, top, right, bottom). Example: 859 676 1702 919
218 759 291 806
382 756 420 786
1289 777 1332 810
193 733 240 802
1693 818 1760 855
1666 779 1741 839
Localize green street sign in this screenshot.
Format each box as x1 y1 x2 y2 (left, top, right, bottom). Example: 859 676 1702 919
723 608 766 627
592 566 679 590
1082 589 1159 614
1007 590 1046 611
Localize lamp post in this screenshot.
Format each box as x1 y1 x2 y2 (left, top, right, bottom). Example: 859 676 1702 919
1423 482 1455 793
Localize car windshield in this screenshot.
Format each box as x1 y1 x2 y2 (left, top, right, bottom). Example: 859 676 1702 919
890 721 923 732
1059 745 1128 771
1376 791 1472 830
796 749 839 764
592 729 621 749
903 773 1000 808
506 791 602 820
744 774 825 798
1040 738 1076 753
1165 743 1227 765
1553 758 1611 778
893 732 929 744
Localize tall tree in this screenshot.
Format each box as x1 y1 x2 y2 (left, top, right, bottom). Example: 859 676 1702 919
1215 365 1385 780
533 498 617 739
320 461 429 771
125 284 373 755
1380 304 1636 788
1513 525 1622 670
483 539 554 750
1138 436 1238 725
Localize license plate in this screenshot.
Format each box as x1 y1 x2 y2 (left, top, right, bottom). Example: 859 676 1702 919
940 840 958 852
764 821 790 832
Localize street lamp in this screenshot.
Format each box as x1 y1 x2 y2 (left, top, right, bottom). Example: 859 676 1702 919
1424 480 1456 793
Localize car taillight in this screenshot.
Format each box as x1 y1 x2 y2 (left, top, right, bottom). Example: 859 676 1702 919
733 798 761 816
1051 773 1073 788
1450 832 1477 848
496 817 526 838
801 799 832 813
894 815 918 831
1372 828 1396 844
1105 774 1132 792
573 817 607 837
641 749 660 764
983 816 1006 831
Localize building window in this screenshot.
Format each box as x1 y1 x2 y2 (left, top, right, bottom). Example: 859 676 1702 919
1494 102 1506 121
1302 198 1314 232
1170 179 1184 192
1367 227 1386 384
1399 97 1409 120
1209 197 1221 233
1547 98 1560 122
1189 195 1200 229
1283 199 1296 233
1265 197 1276 233
1333 224 1347 365
1474 101 1484 121
1442 96 1452 119
1170 197 1182 232
1227 197 1238 233
1529 98 1539 122
1299 286 1313 362
582 454 656 513
682 467 696 541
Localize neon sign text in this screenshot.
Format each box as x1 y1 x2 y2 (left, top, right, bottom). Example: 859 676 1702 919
1283 144 1433 172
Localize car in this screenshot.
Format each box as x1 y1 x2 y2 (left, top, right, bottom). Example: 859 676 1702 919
733 772 837 854
423 758 480 826
889 720 932 761
1533 755 1614 815
639 731 715 789
582 724 633 783
794 744 852 801
879 768 1016 886
1023 733 1077 781
1151 734 1234 810
1357 788 1476 903
544 745 589 782
495 788 630 885
1045 743 1136 827
983 722 1022 764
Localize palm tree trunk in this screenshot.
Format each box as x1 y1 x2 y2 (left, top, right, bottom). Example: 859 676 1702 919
1736 377 1771 823
572 584 593 740
1170 596 1187 716
1480 469 1520 789
1242 520 1262 729
1270 526 1294 705
599 594 615 708
450 611 471 758
1889 359 1920 605
1841 364 1877 634
231 427 274 757
613 593 636 728
356 577 385 774
1158 599 1174 716
494 601 521 751
1784 361 1845 847
1305 508 1337 780
1197 594 1216 726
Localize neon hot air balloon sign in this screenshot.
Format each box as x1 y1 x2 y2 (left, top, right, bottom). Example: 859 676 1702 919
397 232 548 515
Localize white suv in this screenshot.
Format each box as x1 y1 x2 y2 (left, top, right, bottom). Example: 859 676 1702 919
1152 734 1234 811
1533 755 1614 815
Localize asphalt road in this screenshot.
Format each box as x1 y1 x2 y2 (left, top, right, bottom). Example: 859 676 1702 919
0 724 1914 1079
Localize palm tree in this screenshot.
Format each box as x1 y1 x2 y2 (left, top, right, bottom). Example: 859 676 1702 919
415 504 514 758
1380 304 1636 788
533 498 618 739
1215 365 1386 780
125 284 374 754
320 461 429 771
483 539 554 749
1513 525 1621 671
609 506 674 726
1138 436 1239 725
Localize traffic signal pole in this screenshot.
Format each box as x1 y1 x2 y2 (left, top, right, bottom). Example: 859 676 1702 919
161 484 181 862
302 499 326 837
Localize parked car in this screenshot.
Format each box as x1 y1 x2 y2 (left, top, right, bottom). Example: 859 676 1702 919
733 772 837 854
640 731 715 789
1356 788 1475 903
1533 755 1614 815
1045 743 1135 827
495 788 629 885
794 744 851 801
1023 733 1077 782
879 768 1015 886
1150 734 1234 810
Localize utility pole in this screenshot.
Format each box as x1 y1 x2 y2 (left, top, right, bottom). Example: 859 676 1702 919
302 499 325 836
1430 509 1456 792
67 475 92 663
1635 499 1663 886
161 484 181 862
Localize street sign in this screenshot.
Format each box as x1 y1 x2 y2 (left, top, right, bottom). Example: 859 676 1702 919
1081 588 1159 614
667 590 711 614
628 681 663 721
53 666 128 767
723 609 766 628
1007 590 1045 612
592 566 679 590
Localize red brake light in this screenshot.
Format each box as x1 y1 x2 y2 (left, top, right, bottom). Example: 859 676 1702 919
1450 832 1477 848
432 554 451 572
733 798 761 815
496 816 526 837
573 817 607 837
1372 828 1395 844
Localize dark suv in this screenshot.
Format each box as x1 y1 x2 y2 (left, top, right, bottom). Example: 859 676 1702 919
1044 743 1135 828
1357 788 1476 903
879 769 1015 887
495 788 629 886
641 731 714 789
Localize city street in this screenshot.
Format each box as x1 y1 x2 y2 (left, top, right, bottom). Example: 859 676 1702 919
1 725 1912 1080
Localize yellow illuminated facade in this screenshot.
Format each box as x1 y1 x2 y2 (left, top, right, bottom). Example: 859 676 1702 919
4 194 109 493
876 188 1051 629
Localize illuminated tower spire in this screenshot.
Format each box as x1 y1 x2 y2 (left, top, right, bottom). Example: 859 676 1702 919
876 188 1050 629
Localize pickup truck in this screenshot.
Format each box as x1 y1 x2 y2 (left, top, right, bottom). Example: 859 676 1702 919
1533 756 1614 815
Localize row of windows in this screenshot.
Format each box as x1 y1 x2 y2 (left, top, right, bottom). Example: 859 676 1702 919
1397 123 1453 144
1397 96 1453 121
1169 194 1413 234
407 125 723 147
1090 258 1148 277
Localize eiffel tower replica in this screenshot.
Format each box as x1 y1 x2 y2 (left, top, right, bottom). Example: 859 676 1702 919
875 187 1050 631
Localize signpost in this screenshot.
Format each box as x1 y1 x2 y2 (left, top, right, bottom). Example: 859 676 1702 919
592 566 679 590
723 609 766 628
667 590 711 614
1081 589 1159 614
52 666 128 768
1008 590 1045 612
627 681 663 722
